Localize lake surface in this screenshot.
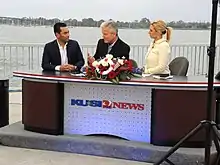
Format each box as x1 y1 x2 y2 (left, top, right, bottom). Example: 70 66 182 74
0 25 218 45
0 25 219 89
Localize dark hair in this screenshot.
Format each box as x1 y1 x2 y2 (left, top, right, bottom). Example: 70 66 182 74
53 22 67 34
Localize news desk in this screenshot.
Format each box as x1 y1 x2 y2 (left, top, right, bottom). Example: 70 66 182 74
13 71 220 147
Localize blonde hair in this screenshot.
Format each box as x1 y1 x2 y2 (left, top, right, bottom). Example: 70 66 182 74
151 20 172 42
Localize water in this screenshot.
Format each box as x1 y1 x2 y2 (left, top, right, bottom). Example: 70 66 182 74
0 25 217 45
0 25 218 89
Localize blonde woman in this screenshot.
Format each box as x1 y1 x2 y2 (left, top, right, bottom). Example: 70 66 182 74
144 20 172 75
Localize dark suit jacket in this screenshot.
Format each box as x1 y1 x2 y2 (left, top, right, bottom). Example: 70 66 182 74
93 38 130 60
41 39 85 71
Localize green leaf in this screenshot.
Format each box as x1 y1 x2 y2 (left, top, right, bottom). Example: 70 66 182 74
102 75 107 80
94 70 98 77
95 71 102 79
115 76 119 83
119 72 127 80
90 77 97 80
131 73 142 78
110 78 119 84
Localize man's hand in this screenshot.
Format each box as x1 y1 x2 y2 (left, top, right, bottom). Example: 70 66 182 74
60 64 76 71
87 53 95 65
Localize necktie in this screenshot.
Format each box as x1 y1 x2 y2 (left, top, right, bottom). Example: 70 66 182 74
108 43 113 53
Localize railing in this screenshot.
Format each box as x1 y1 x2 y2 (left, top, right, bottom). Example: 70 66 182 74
0 43 220 89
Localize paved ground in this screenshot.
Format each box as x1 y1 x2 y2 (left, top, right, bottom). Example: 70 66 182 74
0 92 152 165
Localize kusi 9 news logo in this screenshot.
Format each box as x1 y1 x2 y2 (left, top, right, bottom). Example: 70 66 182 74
70 99 144 111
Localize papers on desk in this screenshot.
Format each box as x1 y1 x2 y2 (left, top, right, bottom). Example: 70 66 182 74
70 73 86 77
142 74 152 77
153 75 173 80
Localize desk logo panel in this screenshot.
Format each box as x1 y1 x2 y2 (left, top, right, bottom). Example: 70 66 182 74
70 99 145 111
64 83 152 142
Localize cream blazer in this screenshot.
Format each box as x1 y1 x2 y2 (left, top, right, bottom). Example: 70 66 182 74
144 38 171 74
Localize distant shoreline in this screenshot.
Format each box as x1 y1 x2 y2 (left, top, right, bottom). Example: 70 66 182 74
0 24 216 31
0 16 214 30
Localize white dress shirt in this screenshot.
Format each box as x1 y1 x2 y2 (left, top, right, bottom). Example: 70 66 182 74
55 41 68 71
144 38 171 74
107 38 118 53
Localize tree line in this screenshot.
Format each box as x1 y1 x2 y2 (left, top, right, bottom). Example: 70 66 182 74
0 16 213 30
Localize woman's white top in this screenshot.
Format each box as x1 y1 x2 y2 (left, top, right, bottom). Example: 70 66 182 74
145 38 171 74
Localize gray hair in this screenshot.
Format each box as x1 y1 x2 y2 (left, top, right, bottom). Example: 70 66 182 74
100 20 118 34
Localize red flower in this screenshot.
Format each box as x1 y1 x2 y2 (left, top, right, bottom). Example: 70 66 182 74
124 60 129 64
98 65 103 70
91 67 96 72
119 66 128 71
88 63 93 68
115 70 121 75
98 65 109 72
117 60 133 72
108 71 117 79
127 60 133 71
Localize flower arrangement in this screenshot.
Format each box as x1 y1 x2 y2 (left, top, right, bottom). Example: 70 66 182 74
85 54 142 84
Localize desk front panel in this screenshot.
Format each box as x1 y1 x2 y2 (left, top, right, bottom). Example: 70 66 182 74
22 79 64 134
151 89 216 147
63 83 152 143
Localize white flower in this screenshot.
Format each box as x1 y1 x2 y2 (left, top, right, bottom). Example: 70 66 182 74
118 59 124 65
100 59 109 67
122 56 125 59
106 54 113 59
92 61 99 67
101 66 114 75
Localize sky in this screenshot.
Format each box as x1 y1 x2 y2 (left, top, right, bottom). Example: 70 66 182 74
0 0 215 22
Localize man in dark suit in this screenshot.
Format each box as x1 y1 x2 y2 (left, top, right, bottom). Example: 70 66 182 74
88 20 130 64
41 22 85 71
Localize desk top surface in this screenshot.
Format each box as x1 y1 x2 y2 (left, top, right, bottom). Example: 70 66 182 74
13 70 220 88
